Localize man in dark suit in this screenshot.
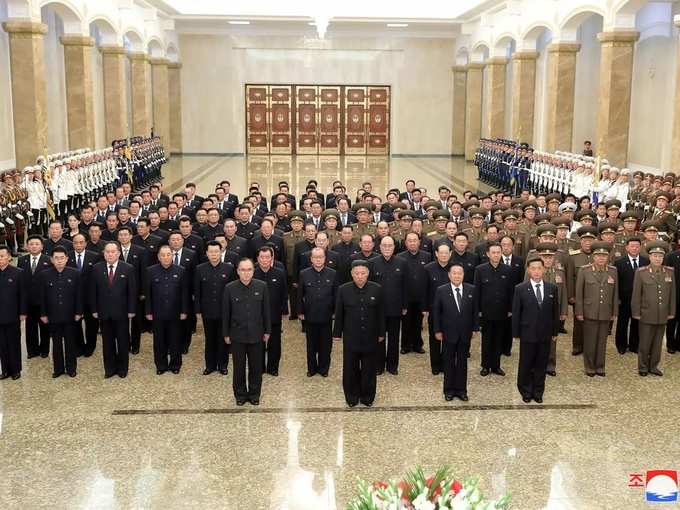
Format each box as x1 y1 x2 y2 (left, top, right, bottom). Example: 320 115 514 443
39 246 83 378
0 246 27 380
616 237 649 354
193 241 235 376
298 247 337 377
18 235 52 358
397 232 430 354
474 242 514 377
248 219 284 262
144 245 190 375
117 226 148 353
424 243 452 375
224 219 248 258
67 233 101 357
500 235 525 356
222 258 271 406
44 220 73 255
333 260 385 407
168 232 198 354
433 263 479 401
179 217 205 261
254 245 288 376
512 257 560 403
90 242 137 378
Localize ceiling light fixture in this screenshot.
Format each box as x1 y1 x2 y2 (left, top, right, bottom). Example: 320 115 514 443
387 23 408 27
228 20 251 25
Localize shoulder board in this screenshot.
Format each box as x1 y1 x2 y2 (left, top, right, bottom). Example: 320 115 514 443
665 266 674 272
636 266 647 272
569 249 581 255
608 265 616 270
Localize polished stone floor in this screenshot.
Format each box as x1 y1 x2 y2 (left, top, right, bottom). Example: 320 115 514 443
2 156 678 509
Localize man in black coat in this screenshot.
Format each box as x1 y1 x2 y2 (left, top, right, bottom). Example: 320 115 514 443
67 233 101 357
433 264 479 401
132 218 162 264
449 232 478 284
90 242 137 378
179 217 205 262
194 241 235 376
512 257 560 403
223 219 248 258
118 226 148 353
18 235 52 358
333 260 385 407
248 219 285 262
397 232 430 354
222 258 271 406
291 223 317 284
298 248 338 377
254 246 288 376
0 246 27 380
44 220 73 255
617 237 649 354
39 246 83 378
500 235 525 356
369 236 407 375
298 231 341 273
168 232 198 354
424 243 452 375
144 245 190 375
473 241 514 377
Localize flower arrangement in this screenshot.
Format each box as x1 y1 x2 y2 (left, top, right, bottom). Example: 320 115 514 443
346 465 511 510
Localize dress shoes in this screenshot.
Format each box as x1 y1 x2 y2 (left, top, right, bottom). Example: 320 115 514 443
546 370 556 377
388 369 398 376
586 372 595 377
156 369 166 375
502 351 511 357
639 371 648 377
492 368 506 376
130 348 139 355
534 396 543 404
376 369 384 376
203 368 214 376
104 373 116 379
40 353 49 358
361 400 373 407
431 370 440 376
52 372 63 379
458 393 469 402
118 373 127 379
67 372 77 378
400 349 410 355
347 401 358 408
650 368 664 376
522 396 532 403
220 368 229 375
250 399 260 406
480 368 490 376
667 350 676 355
596 372 606 377
171 369 180 374
182 348 189 355
11 373 20 380
306 371 316 377
236 400 246 406
414 348 425 354
288 315 298 321
27 354 38 359
0 373 10 380
445 394 454 401
269 370 278 377
571 350 583 356
617 348 627 355
559 326 568 334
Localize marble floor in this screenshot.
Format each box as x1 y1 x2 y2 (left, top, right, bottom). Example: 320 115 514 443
2 156 678 510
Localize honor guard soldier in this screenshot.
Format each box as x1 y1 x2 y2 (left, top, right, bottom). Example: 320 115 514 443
39 246 83 378
0 246 27 380
193 241 235 376
283 211 306 319
333 260 385 407
568 225 598 355
144 245 190 375
632 241 675 377
575 241 618 377
223 258 271 406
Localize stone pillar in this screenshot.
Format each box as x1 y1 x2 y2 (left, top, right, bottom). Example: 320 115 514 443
673 20 680 170
484 57 507 139
100 45 128 142
595 31 640 168
451 65 467 156
128 52 150 136
149 58 170 147
1 21 48 169
544 42 580 153
167 62 183 154
464 63 484 161
60 35 95 149
511 51 538 145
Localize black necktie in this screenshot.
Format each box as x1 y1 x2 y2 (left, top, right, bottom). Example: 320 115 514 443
632 258 638 270
455 287 461 312
535 284 543 306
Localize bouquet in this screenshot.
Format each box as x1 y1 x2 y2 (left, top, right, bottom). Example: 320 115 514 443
347 465 511 510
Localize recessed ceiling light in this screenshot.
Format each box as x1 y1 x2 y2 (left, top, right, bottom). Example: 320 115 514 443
387 23 408 27
308 22 316 26
228 21 251 25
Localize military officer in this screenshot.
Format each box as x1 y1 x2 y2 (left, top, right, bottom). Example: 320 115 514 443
369 236 407 375
222 258 271 406
568 225 597 355
333 260 385 407
283 211 306 319
500 210 526 258
350 203 376 242
575 241 618 377
90 241 137 379
144 245 190 375
0 246 27 380
254 245 288 376
632 241 675 376
39 246 83 378
193 240 235 376
598 222 625 262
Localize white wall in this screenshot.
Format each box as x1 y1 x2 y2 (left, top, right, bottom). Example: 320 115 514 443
627 1 677 172
572 14 602 154
533 29 552 149
0 10 15 170
91 26 106 149
179 34 455 155
43 8 68 153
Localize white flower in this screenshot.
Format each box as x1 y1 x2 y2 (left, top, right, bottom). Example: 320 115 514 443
413 493 436 510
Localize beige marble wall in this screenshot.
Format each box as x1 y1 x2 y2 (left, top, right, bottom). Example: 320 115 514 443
544 42 580 153
168 62 183 154
1 21 48 169
60 35 95 149
451 66 467 156
464 63 484 161
0 26 15 168
511 51 538 145
100 45 128 142
128 52 150 137
672 23 680 170
594 31 639 168
484 57 507 139
150 58 170 147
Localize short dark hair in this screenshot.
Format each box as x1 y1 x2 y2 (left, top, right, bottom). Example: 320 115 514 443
51 246 68 256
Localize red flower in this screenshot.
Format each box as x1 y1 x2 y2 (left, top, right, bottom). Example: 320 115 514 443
374 481 388 490
451 480 462 495
426 476 434 488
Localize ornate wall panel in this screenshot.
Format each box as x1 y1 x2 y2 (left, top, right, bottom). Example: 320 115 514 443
344 87 367 155
319 87 341 155
296 87 318 154
367 86 390 155
269 86 293 155
246 85 269 154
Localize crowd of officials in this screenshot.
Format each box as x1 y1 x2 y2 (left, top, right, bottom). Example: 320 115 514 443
1 141 680 408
